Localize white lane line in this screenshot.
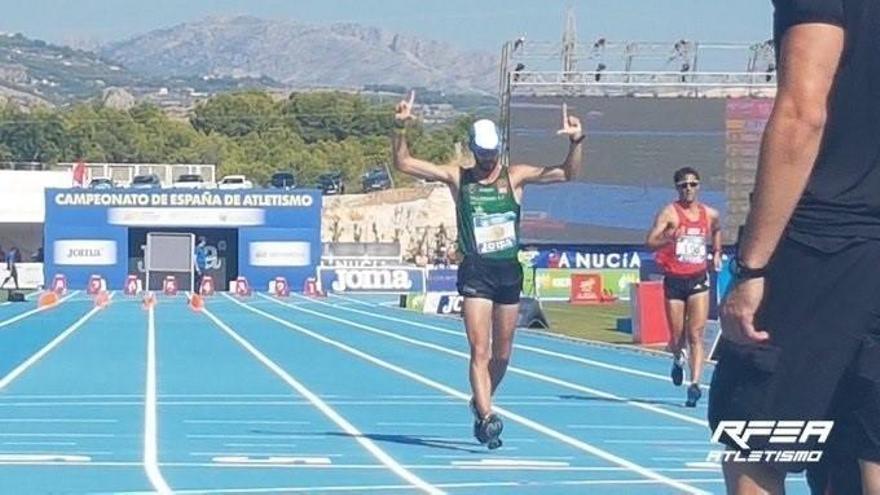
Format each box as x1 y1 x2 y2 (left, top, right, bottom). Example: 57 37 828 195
568 425 694 430
605 440 713 445
193 452 344 458
0 294 109 391
3 441 77 446
144 305 172 494
200 306 443 495
0 433 115 438
376 422 461 427
0 418 117 423
0 291 79 330
223 443 311 448
226 294 708 495
189 434 327 440
263 293 707 428
330 293 701 387
0 454 91 462
212 456 333 465
425 454 574 460
185 420 311 426
109 477 726 495
451 459 570 468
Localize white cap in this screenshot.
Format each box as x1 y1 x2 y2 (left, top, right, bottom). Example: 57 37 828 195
470 119 500 152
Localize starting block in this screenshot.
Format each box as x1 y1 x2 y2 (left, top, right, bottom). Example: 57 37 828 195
124 274 142 296
303 277 323 297
163 276 179 296
234 276 251 297
199 275 215 296
38 291 60 308
94 290 110 308
86 274 106 296
189 293 205 311
270 277 290 297
51 274 68 295
142 291 156 309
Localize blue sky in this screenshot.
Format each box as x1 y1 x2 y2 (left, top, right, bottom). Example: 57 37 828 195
0 0 774 51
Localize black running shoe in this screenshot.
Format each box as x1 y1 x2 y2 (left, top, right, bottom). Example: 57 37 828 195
478 414 504 450
685 384 702 408
469 398 483 443
671 350 687 387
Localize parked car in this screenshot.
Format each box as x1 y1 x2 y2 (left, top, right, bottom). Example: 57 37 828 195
361 167 392 193
268 171 297 190
88 177 116 189
130 174 163 189
317 171 345 195
217 175 253 189
172 173 214 189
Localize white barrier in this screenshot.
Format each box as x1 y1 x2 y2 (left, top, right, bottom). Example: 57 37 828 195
0 263 45 289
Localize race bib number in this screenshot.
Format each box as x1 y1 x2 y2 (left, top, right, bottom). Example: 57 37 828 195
675 235 707 264
474 212 517 254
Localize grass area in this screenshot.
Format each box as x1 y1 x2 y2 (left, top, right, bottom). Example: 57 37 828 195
541 301 634 345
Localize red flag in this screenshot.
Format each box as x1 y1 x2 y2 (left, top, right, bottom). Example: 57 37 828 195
73 160 86 187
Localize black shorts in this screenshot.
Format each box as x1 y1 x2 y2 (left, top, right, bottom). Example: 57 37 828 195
709 237 880 472
663 272 709 301
457 256 523 305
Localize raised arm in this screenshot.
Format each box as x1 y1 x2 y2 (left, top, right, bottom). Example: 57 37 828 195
391 91 458 185
510 103 585 188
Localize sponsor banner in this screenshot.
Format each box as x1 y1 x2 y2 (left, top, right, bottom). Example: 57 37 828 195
53 191 316 209
523 248 645 270
53 240 118 266
249 241 312 267
426 268 458 292
437 294 463 315
533 268 639 301
0 263 44 289
570 273 603 304
422 292 463 315
318 266 426 294
320 257 400 268
108 207 265 227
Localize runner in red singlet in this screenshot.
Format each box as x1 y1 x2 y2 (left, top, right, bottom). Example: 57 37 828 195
646 167 722 407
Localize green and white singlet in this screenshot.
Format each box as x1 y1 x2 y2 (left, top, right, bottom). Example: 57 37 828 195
456 166 521 261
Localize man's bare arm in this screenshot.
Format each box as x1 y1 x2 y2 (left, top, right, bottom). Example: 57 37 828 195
646 207 676 250
738 24 844 268
391 130 457 184
510 103 584 188
390 91 457 185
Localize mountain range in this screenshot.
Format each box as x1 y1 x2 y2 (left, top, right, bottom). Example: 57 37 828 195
0 16 498 109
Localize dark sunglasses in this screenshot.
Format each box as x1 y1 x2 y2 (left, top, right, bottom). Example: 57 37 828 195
676 181 700 189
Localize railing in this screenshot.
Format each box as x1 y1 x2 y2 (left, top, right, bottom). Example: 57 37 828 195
508 71 777 98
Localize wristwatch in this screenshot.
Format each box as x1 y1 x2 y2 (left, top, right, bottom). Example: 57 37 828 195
730 257 768 280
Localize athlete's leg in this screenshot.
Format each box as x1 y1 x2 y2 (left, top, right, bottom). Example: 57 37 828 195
489 303 519 394
861 460 880 495
722 462 785 495
665 292 687 386
685 289 710 385
665 297 687 357
464 297 495 419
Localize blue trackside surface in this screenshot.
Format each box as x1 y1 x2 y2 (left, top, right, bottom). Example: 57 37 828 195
0 291 811 494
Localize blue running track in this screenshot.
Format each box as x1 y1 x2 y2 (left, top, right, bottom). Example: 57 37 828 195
0 291 809 494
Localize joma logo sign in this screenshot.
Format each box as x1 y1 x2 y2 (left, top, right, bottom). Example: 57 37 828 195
67 248 102 258
330 269 414 292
